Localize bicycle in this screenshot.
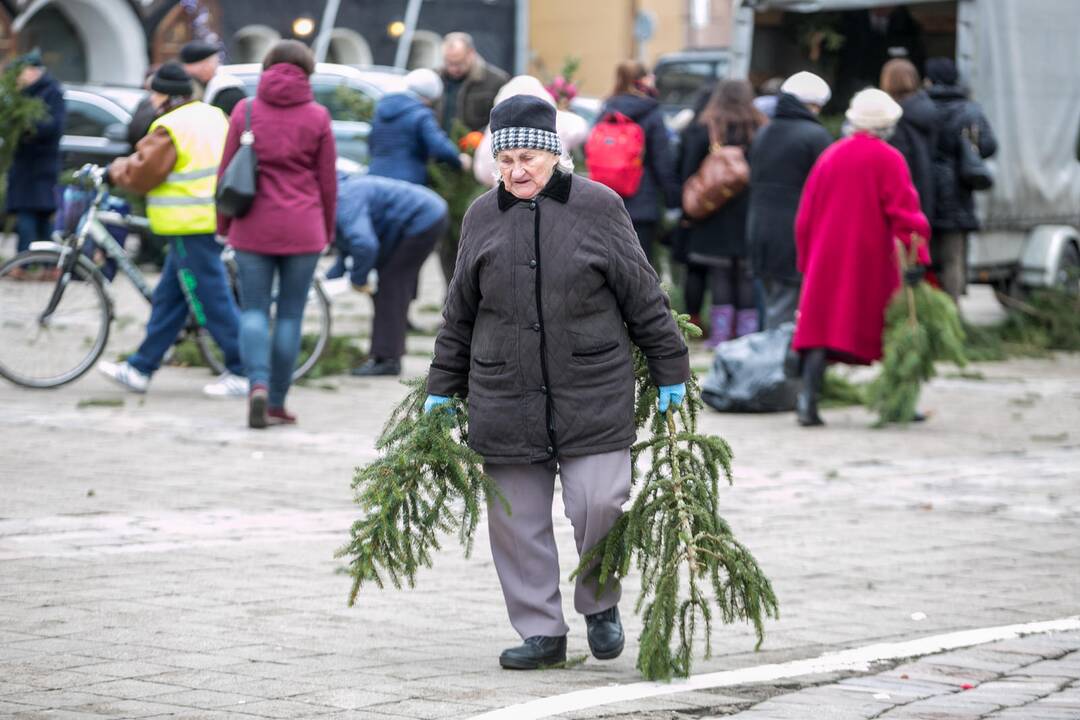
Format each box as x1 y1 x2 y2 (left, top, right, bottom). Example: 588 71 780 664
0 164 331 389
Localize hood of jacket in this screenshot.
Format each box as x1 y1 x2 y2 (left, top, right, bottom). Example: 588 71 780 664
773 92 821 124
900 90 939 133
374 92 427 122
257 63 314 107
604 93 660 123
927 83 968 104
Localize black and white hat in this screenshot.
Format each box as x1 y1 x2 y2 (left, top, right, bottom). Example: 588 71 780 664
489 95 562 158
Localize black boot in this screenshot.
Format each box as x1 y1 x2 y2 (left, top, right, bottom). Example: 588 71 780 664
585 606 624 660
499 635 567 670
797 348 826 427
350 357 401 377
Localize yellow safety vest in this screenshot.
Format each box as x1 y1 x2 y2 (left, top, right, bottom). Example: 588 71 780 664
146 101 229 235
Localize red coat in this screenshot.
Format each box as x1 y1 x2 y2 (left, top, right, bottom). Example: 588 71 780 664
793 132 930 364
218 63 337 255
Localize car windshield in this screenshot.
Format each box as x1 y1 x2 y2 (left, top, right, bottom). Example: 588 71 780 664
656 59 730 110
236 74 377 123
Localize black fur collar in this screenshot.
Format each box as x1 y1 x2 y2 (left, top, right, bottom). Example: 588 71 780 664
497 168 572 211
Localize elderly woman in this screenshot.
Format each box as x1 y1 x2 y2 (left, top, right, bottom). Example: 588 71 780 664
424 96 689 669
793 88 930 427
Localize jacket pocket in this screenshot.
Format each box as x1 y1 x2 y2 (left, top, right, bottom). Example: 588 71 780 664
473 357 506 370
571 342 619 360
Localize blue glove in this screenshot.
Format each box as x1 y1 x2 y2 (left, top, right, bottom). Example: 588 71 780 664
423 394 453 414
657 383 686 413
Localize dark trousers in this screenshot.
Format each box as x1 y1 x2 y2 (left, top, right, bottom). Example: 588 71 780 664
234 250 320 408
15 210 53 253
371 216 447 361
684 257 755 313
633 221 657 268
128 235 243 378
761 277 801 330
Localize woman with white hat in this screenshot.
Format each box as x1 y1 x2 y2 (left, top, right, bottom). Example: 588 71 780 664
791 88 930 427
367 68 471 185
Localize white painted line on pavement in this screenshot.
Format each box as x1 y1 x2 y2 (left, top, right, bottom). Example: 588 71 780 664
467 616 1080 720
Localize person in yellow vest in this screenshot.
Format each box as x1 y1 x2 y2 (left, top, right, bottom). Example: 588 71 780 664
96 62 245 397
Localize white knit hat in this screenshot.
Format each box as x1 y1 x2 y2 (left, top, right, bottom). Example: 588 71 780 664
845 88 903 131
780 71 831 108
405 68 443 102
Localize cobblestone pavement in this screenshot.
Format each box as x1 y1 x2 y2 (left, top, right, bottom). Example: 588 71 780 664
1 260 1078 719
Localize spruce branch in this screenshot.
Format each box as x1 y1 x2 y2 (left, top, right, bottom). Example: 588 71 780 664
574 312 778 681
335 378 504 605
866 240 967 425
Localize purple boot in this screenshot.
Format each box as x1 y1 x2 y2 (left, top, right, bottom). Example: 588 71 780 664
706 305 735 348
735 309 759 338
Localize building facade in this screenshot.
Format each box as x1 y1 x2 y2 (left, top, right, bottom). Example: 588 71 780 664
0 0 519 86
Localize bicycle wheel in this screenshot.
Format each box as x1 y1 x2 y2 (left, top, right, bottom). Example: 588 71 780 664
0 250 112 388
194 277 332 383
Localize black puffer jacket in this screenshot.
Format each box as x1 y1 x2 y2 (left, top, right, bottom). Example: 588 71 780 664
428 170 690 464
745 93 833 282
928 84 998 232
889 90 940 221
600 94 681 224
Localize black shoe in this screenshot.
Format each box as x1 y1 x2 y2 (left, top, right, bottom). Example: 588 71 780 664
350 357 401 377
796 392 824 427
585 606 624 660
499 635 567 670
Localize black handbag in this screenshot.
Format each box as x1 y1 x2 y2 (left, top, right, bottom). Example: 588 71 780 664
216 99 258 217
957 126 993 191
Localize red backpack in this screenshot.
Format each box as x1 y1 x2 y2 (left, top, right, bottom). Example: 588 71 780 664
585 111 646 198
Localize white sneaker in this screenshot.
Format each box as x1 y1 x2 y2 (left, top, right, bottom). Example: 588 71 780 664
98 360 149 394
203 372 248 398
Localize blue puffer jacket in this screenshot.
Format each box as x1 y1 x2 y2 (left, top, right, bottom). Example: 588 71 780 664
367 92 461 185
330 171 448 285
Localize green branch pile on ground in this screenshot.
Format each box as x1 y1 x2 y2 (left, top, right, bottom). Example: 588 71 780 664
336 379 503 605
964 288 1080 361
866 248 967 425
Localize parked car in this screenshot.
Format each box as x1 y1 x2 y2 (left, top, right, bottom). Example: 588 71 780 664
60 85 147 170
654 49 733 120
224 62 405 168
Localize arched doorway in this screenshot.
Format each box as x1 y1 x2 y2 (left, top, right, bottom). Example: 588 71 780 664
13 0 147 85
233 24 280 64
408 30 442 70
326 28 372 67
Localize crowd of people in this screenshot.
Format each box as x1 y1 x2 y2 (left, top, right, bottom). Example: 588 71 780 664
4 32 996 434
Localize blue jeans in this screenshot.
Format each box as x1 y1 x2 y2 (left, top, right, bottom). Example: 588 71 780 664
128 235 243 377
15 210 53 253
234 250 320 408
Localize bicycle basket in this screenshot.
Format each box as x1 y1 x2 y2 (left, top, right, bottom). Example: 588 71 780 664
56 186 95 235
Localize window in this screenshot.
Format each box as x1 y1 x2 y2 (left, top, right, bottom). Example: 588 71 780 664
312 81 376 123
655 60 728 109
64 99 120 137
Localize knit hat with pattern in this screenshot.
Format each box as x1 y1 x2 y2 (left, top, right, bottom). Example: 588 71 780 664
489 95 562 158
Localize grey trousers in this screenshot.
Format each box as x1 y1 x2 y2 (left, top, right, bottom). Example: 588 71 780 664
761 277 801 330
484 448 632 639
932 231 967 302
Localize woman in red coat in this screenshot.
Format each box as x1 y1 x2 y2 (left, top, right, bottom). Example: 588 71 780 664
793 88 929 426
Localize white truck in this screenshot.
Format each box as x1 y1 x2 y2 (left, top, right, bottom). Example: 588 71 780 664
730 0 1080 296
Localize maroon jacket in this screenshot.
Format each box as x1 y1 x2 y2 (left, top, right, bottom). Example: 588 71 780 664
218 63 337 255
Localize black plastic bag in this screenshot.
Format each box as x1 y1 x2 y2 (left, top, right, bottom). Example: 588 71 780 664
701 323 798 413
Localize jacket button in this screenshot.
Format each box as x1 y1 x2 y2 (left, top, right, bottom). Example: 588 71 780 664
546 445 553 454
532 322 541 331
528 259 537 269
529 201 537 210
541 385 548 394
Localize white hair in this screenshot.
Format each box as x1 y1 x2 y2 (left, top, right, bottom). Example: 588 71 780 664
491 151 574 184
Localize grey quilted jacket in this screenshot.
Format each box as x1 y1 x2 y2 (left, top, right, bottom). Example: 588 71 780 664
427 170 690 464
